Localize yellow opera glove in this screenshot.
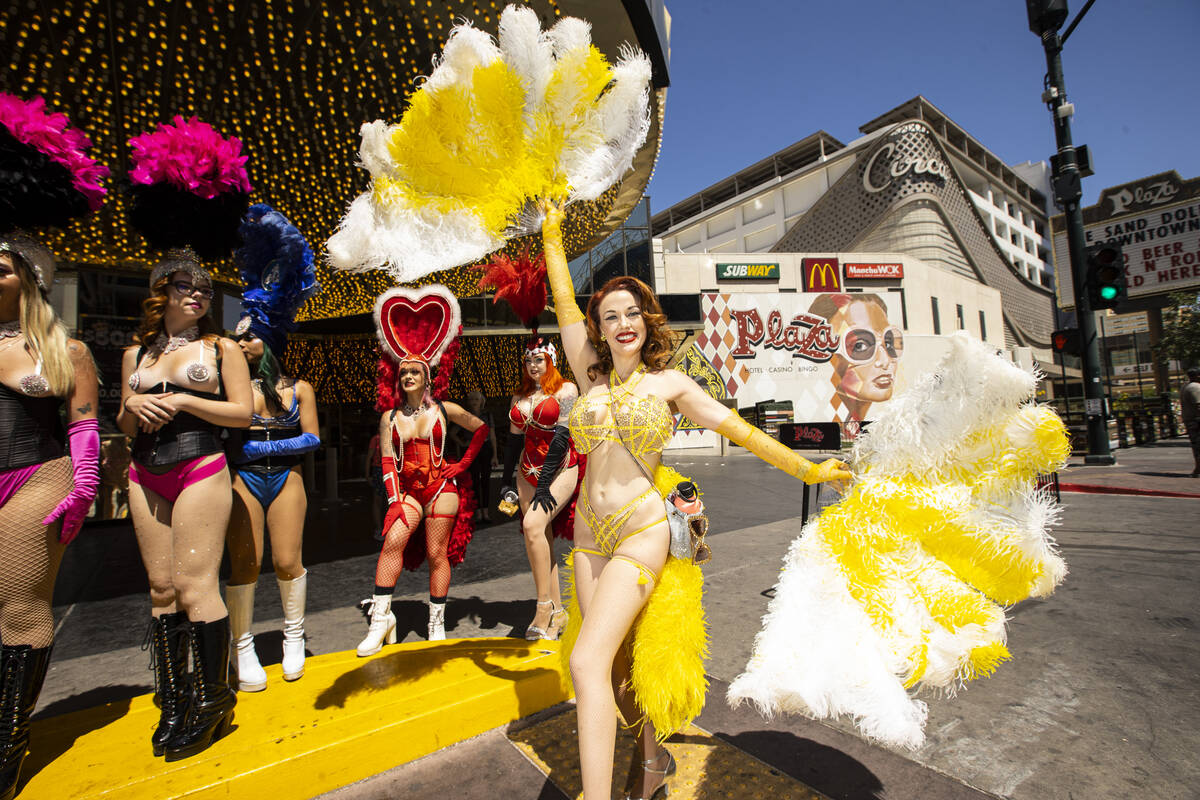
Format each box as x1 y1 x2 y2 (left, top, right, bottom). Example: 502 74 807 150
542 203 584 327
714 410 854 485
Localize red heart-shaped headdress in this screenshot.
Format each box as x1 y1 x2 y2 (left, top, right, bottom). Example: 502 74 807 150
373 285 462 367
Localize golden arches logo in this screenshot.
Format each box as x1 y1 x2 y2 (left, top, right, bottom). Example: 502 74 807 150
802 258 841 292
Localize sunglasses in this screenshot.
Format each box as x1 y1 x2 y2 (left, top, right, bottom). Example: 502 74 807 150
171 281 215 300
837 326 903 364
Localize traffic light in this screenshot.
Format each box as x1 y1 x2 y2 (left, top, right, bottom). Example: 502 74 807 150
1086 244 1127 310
1051 328 1080 356
1026 0 1069 36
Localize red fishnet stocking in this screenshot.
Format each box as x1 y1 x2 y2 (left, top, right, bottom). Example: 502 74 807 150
0 457 71 647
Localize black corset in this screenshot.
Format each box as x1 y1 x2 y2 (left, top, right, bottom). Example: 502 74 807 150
0 383 65 471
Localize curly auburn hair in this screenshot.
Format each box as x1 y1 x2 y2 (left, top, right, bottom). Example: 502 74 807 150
134 274 219 349
585 276 673 380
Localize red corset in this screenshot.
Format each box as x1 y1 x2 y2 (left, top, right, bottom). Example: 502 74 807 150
392 416 446 493
510 394 579 486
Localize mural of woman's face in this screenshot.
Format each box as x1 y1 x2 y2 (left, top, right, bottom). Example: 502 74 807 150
831 300 902 404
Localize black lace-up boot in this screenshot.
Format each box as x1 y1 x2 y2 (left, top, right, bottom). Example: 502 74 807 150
164 616 236 761
145 612 190 756
0 644 53 800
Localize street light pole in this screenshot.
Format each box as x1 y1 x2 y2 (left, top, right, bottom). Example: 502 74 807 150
1033 13 1115 464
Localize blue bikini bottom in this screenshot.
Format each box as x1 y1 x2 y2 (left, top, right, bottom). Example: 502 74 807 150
238 466 294 510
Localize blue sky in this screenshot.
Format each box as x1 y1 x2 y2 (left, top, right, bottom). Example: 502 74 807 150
645 0 1200 214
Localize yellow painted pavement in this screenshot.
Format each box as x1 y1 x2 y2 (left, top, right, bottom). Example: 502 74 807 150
19 638 567 800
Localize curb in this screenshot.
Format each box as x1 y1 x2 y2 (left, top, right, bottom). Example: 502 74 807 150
1059 482 1200 499
20 638 568 800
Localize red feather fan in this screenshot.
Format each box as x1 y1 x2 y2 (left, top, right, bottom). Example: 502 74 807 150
476 245 548 329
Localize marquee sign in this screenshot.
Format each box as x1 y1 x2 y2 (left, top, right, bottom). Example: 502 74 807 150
845 262 904 279
1052 185 1200 307
801 257 842 292
716 262 780 281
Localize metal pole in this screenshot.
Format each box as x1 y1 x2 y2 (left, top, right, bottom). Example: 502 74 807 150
1099 313 1114 406
1039 31 1115 464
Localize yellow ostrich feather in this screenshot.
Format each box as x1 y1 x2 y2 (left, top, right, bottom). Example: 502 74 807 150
327 5 653 281
558 463 710 739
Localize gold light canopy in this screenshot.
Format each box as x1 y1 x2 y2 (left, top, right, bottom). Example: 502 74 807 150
0 0 668 320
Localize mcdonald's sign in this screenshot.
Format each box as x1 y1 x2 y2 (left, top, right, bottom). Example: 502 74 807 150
802 258 842 292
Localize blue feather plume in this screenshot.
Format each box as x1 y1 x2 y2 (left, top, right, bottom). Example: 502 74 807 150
235 203 319 355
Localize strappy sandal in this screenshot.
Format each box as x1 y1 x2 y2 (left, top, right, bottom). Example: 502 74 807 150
524 599 556 640
624 748 676 800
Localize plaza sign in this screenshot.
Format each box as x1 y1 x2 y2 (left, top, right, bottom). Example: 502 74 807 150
716 262 779 281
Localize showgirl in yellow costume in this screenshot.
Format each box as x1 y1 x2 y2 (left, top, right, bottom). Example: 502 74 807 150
728 332 1071 749
324 7 850 797
542 205 852 800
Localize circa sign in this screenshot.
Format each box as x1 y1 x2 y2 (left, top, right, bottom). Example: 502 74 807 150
716 262 780 281
862 141 951 194
845 262 904 279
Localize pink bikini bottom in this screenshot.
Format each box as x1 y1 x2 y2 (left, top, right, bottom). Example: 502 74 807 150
0 464 42 510
129 454 227 503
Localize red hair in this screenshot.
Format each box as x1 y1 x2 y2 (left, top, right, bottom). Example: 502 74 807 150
374 326 462 412
585 276 673 380
516 357 565 398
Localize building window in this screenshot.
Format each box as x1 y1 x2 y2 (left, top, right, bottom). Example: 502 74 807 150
979 310 987 341
956 304 965 330
931 297 941 335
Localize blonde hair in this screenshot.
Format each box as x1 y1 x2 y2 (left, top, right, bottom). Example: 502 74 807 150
12 252 75 397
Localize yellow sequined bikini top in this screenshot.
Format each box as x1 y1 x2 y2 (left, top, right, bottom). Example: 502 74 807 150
568 367 674 456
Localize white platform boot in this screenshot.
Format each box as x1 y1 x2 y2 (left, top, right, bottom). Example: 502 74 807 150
278 571 307 681
427 601 446 641
356 595 397 657
226 582 267 692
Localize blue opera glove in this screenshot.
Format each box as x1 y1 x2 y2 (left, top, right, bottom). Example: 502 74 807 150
239 432 321 464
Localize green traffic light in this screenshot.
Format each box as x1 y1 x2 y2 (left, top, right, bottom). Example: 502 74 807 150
1100 286 1119 300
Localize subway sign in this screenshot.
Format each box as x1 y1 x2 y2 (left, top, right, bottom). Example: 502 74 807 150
716 262 780 281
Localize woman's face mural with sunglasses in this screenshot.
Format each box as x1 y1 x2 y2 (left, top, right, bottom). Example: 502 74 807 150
819 296 904 416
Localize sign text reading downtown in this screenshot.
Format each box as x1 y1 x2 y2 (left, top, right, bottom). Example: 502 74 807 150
716 262 780 281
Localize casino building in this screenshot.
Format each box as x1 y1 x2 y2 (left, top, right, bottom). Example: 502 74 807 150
643 96 1061 451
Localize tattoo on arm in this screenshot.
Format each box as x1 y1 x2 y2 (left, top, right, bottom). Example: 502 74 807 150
77 402 92 415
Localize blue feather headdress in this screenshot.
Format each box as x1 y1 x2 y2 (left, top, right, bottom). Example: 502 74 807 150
235 203 319 356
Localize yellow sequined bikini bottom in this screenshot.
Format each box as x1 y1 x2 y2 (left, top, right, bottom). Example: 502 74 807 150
572 480 668 585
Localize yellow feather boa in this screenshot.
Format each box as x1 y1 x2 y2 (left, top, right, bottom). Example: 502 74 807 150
559 464 709 742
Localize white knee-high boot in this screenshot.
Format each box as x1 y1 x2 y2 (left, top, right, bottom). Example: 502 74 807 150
428 600 446 641
277 571 307 681
356 595 397 657
226 582 267 692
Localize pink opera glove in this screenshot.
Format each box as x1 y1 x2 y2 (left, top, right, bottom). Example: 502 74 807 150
42 418 100 544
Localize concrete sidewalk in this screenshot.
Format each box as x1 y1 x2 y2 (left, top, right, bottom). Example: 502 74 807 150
1059 437 1200 496
32 454 1200 799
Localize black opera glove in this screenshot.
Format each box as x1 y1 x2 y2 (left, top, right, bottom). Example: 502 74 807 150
501 431 525 496
531 425 571 514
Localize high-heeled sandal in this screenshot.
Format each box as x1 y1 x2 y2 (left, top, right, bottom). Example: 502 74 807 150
544 607 568 640
624 748 676 800
524 599 556 640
